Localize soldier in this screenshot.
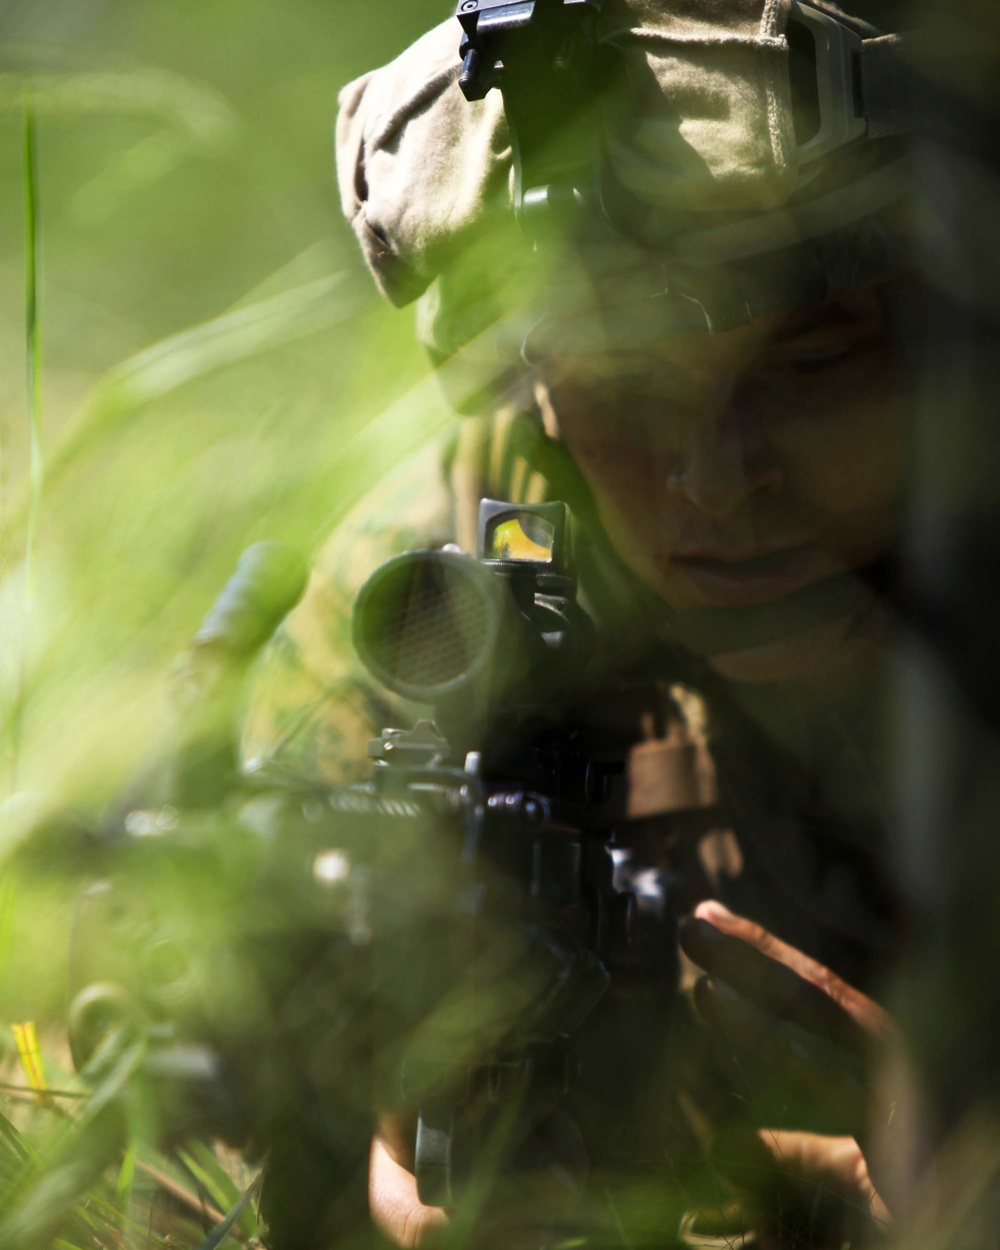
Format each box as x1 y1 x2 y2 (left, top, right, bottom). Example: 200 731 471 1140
244 1 913 1245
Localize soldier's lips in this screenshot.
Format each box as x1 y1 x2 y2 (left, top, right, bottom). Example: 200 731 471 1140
672 542 827 608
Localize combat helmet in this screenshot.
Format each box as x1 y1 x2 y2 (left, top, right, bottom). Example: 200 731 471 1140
337 0 912 386
335 0 913 659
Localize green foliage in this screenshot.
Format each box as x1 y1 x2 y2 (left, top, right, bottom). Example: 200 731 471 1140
0 2 444 807
0 2 450 1245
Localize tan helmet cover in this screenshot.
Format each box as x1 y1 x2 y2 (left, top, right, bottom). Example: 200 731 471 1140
336 1 905 361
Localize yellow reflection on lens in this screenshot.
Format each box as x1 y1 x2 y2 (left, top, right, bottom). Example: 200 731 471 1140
486 514 555 563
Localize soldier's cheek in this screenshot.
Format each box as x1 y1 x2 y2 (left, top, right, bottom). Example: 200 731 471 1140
561 424 668 519
769 394 905 566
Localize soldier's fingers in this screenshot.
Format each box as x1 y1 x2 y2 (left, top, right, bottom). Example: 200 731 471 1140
681 917 870 1054
693 976 867 1137
681 913 885 1052
369 1135 449 1249
759 1130 891 1227
692 902 893 1038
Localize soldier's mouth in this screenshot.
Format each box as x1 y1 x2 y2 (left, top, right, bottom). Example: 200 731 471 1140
673 543 827 608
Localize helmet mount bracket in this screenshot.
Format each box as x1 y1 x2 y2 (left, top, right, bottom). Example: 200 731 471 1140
454 0 905 220
456 0 607 229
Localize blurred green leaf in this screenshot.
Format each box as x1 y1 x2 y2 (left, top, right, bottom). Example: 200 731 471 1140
0 268 367 557
0 69 239 147
48 272 363 496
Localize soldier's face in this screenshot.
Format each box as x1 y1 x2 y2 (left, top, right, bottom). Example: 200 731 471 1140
546 289 905 682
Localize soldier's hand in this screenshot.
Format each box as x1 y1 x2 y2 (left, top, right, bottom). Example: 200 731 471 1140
681 1129 889 1246
369 1109 590 1249
679 900 900 1215
370 1123 449 1249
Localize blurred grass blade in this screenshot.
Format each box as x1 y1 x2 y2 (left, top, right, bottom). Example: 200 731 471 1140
309 375 452 545
11 85 43 787
2 272 365 540
0 874 17 976
10 1022 48 1106
0 1110 123 1248
310 328 510 546
177 1141 260 1238
192 1171 262 1250
0 69 239 149
0 1107 31 1165
22 84 42 592
0 1041 143 1243
75 1036 145 1126
176 1144 239 1217
135 1157 228 1228
113 1139 136 1225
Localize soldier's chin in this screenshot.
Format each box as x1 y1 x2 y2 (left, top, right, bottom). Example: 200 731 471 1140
706 616 856 684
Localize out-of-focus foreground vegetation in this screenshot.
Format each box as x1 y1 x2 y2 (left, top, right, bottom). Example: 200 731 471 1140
4 0 1000 1247
0 1 450 1244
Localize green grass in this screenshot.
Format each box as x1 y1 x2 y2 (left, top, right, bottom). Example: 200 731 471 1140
0 4 442 811
0 5 450 1244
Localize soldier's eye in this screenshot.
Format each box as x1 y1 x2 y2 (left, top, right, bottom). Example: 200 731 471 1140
786 346 853 374
772 338 855 375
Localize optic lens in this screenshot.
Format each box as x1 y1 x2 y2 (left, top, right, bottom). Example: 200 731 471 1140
485 513 556 563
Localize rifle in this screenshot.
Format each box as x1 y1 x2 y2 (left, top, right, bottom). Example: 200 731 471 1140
67 499 679 1243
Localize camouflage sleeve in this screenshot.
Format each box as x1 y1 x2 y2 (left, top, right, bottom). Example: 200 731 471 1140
242 402 566 784
241 435 457 784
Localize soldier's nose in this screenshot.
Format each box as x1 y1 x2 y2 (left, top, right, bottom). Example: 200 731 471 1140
666 408 784 519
